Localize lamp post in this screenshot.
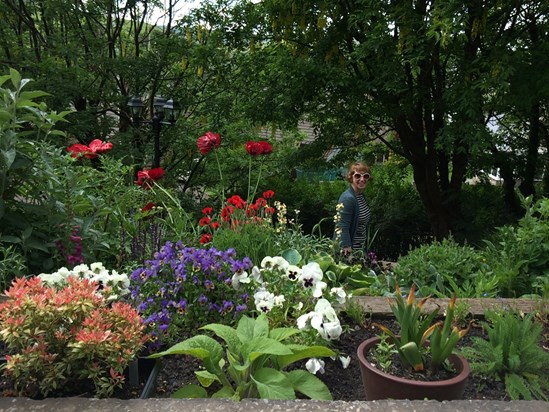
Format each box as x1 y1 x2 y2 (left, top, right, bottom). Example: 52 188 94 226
128 96 181 168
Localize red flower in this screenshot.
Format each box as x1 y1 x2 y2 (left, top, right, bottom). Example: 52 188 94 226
227 195 246 209
254 197 267 208
141 202 155 212
136 167 165 188
263 190 275 199
210 221 220 230
265 207 275 215
202 207 213 215
246 140 273 156
200 233 212 244
197 132 221 155
67 139 113 159
221 205 235 222
199 216 211 227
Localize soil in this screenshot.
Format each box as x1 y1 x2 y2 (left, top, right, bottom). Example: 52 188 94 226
1 314 547 401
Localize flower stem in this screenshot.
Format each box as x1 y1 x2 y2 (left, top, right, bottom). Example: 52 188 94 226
214 149 225 201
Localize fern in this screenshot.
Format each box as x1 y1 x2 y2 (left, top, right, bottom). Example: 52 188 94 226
461 310 549 400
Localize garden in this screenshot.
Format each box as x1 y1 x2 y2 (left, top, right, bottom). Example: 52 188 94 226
1 0 549 405
0 67 548 403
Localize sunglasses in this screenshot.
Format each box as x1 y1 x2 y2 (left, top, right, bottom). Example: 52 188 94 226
352 172 371 180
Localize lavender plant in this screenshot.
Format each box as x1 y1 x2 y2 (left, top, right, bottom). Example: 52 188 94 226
129 241 253 352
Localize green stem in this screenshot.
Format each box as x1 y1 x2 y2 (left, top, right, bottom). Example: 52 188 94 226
248 157 262 203
214 149 225 202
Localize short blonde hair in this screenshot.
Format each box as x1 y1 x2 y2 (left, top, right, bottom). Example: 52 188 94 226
346 161 371 183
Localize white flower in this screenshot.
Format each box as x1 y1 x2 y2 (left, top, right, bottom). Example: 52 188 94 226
306 358 325 374
251 266 263 283
90 262 105 274
38 272 64 285
254 288 276 313
273 294 286 307
72 264 90 278
297 299 343 340
232 270 251 290
339 356 351 369
330 287 347 305
298 262 326 297
56 267 72 280
260 256 289 272
285 265 301 281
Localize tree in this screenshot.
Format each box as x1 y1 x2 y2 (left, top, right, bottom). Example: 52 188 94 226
236 0 549 239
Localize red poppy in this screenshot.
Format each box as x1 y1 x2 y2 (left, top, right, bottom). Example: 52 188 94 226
265 207 275 215
227 195 246 209
202 207 213 215
258 141 273 154
221 205 235 222
210 221 220 230
254 197 267 208
136 167 165 188
263 190 275 199
200 233 212 244
199 216 211 227
67 139 113 159
246 140 273 156
141 202 155 212
197 132 221 155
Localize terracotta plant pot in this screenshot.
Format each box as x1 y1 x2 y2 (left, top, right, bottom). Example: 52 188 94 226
357 336 470 401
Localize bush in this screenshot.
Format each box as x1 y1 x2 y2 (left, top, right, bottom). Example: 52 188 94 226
0 276 145 398
461 310 549 400
393 238 496 298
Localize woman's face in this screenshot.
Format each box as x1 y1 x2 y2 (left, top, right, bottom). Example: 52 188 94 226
350 168 371 193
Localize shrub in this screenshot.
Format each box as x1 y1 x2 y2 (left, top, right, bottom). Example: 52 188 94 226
0 276 146 398
461 310 549 400
393 237 495 298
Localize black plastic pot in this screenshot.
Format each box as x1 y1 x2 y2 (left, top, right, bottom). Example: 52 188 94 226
127 357 163 399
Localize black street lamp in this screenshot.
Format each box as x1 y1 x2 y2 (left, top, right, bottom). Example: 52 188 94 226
128 95 181 168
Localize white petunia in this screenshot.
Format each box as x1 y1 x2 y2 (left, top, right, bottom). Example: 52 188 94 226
306 358 325 375
90 262 105 274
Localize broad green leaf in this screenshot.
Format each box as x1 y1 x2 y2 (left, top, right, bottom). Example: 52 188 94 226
277 346 335 369
269 327 300 342
19 90 50 101
251 367 295 400
1 148 16 169
171 384 208 399
236 314 268 341
211 386 235 399
147 335 223 373
9 68 21 88
241 336 293 361
282 248 302 265
195 370 220 387
285 370 333 400
201 323 241 353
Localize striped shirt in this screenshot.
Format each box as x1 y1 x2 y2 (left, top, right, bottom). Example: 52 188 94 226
352 193 371 250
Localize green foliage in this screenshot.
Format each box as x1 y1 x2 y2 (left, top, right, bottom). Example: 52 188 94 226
374 285 467 373
0 245 26 291
393 237 496 298
461 310 549 400
148 314 334 400
481 196 549 297
0 276 146 398
371 334 397 372
0 68 71 272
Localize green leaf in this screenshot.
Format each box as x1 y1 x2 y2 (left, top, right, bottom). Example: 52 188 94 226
1 148 16 169
171 384 208 399
195 370 219 387
269 327 300 342
282 248 302 265
285 370 333 400
200 323 241 353
277 345 335 369
251 368 295 399
241 336 294 361
236 314 269 341
211 386 236 399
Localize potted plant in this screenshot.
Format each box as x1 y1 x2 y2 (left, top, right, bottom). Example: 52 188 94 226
356 284 470 401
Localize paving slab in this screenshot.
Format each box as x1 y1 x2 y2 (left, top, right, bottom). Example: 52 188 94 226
0 398 547 412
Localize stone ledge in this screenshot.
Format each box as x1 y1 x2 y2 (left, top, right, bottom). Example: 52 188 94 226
353 295 547 316
0 398 547 412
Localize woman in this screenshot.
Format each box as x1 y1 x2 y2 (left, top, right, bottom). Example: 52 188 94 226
336 161 372 255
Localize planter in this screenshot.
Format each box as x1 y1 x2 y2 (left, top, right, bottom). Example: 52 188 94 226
127 357 163 399
356 336 470 401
